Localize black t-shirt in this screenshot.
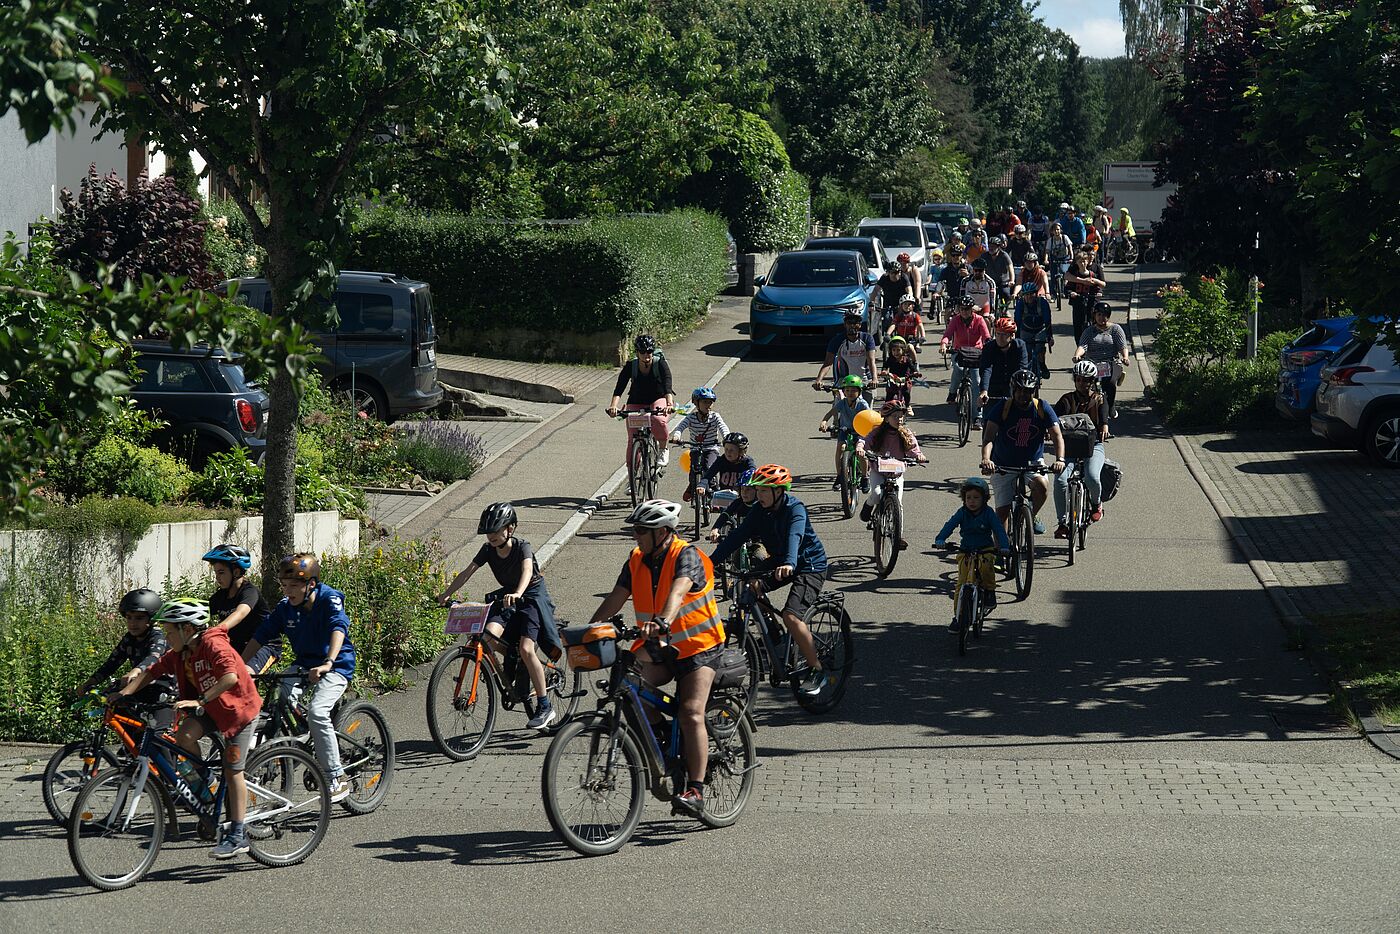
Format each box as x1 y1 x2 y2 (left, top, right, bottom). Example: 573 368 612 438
210 581 270 653
877 272 913 307
613 357 674 407
473 537 544 592
615 543 709 598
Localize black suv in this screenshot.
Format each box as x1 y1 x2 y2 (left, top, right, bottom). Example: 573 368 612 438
131 341 269 465
225 271 443 419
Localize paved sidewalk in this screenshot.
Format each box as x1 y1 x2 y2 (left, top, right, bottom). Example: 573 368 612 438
436 354 613 404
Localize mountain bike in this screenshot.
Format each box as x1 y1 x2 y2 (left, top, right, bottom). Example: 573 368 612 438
993 464 1053 600
42 690 159 825
613 406 669 508
725 566 853 715
944 545 1000 656
866 455 923 579
251 670 394 815
67 699 330 891
828 426 868 519
674 439 712 538
950 348 983 447
426 590 584 761
541 619 757 856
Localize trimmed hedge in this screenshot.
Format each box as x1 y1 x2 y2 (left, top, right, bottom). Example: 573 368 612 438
346 208 730 363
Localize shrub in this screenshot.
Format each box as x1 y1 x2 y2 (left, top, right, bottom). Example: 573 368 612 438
396 422 487 483
205 196 266 279
1152 355 1280 427
1155 275 1247 368
192 449 266 510
80 436 195 505
812 180 876 231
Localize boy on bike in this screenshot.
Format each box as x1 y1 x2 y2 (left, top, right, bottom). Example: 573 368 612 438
887 293 926 346
1013 280 1053 378
817 374 872 493
933 477 1012 629
241 554 356 802
112 598 262 859
699 431 754 502
814 310 877 394
669 387 729 501
977 317 1029 429
202 543 272 663
708 467 759 543
436 503 563 730
74 588 177 729
854 401 927 548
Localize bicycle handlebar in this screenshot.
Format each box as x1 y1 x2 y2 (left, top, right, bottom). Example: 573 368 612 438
609 407 671 418
990 464 1056 475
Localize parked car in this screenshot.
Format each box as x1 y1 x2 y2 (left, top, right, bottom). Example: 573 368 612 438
1311 337 1400 467
854 218 931 295
749 250 878 348
921 221 949 253
1275 316 1363 419
803 235 888 281
918 202 977 232
131 340 269 467
226 271 443 420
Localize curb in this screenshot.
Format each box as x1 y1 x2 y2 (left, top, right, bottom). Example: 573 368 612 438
393 478 466 530
1 741 60 767
1124 265 1156 391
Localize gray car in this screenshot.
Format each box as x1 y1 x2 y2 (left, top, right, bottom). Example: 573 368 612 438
225 271 443 419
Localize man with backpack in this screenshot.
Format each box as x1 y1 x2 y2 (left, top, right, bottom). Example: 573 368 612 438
981 369 1066 536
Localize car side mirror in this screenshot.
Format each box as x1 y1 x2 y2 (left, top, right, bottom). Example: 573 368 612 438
865 271 878 285
754 275 767 286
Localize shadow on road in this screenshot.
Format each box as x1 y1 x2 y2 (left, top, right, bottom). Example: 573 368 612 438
354 822 693 866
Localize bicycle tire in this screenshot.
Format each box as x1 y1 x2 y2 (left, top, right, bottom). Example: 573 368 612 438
957 585 974 656
692 487 706 540
1067 480 1080 566
67 766 166 891
544 652 585 728
791 603 854 714
44 739 113 825
873 495 900 579
639 442 658 502
839 449 855 519
541 717 646 856
1078 499 1090 552
699 699 756 828
425 644 498 761
957 386 972 447
627 436 643 508
244 742 331 867
334 699 394 814
1014 502 1035 600
739 629 763 715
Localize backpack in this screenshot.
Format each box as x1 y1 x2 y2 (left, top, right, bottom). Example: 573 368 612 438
630 349 665 383
1058 413 1096 460
999 396 1054 425
1100 457 1124 501
1020 300 1046 334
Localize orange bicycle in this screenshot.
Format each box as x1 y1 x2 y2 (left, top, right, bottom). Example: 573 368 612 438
42 690 163 824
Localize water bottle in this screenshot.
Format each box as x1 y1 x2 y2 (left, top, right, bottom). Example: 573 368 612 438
175 756 213 805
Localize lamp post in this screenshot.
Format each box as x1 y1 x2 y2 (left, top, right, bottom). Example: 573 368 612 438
869 192 893 218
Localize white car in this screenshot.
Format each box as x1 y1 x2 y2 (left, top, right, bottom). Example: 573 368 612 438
855 217 931 296
1312 336 1400 467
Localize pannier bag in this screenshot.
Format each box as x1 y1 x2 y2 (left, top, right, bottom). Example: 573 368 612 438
563 622 618 671
1099 458 1124 501
710 644 749 690
1057 412 1097 461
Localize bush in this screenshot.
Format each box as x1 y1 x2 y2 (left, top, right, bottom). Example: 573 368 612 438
1152 355 1280 427
79 436 196 505
192 449 266 510
812 180 876 231
1155 275 1247 368
346 208 730 362
205 196 266 279
27 496 238 541
396 422 487 483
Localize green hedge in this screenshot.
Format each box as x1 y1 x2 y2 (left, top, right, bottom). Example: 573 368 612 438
346 208 730 362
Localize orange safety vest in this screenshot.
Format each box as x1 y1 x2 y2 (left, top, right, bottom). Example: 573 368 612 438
627 536 724 659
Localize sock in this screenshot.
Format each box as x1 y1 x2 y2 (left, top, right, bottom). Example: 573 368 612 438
230 821 245 838
687 781 704 796
537 695 552 709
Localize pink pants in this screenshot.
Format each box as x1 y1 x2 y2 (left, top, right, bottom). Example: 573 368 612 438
623 400 668 470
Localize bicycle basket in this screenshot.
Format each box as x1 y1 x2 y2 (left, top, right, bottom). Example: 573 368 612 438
876 457 906 476
562 622 619 671
1057 413 1096 461
710 489 739 512
710 644 749 690
625 412 653 430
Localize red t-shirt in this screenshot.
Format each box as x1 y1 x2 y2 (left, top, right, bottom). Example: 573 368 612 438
148 626 262 738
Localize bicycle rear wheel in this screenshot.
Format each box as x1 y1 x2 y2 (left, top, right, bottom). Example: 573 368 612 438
244 742 331 867
957 388 972 447
1014 503 1035 599
425 644 498 761
67 766 165 891
44 739 112 825
699 699 756 828
335 700 394 814
872 495 901 579
790 601 854 714
1067 480 1081 566
541 718 645 856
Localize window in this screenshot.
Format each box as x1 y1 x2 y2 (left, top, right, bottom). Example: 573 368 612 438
135 358 213 392
333 291 409 337
768 254 859 287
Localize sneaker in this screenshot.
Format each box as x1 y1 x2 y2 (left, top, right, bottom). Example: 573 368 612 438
527 703 556 731
672 787 704 818
1090 505 1104 523
1054 524 1070 540
1110 407 1119 419
659 448 670 466
860 478 870 494
210 833 249 860
831 479 842 491
1032 517 1046 535
799 668 829 697
948 617 963 633
973 419 983 430
859 503 873 523
328 777 351 803
982 589 997 609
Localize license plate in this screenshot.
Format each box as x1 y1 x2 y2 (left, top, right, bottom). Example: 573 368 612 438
425 347 435 364
445 603 490 635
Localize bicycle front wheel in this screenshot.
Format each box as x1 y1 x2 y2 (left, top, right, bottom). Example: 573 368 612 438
541 718 645 856
1014 503 1035 599
1067 480 1081 566
957 390 972 447
700 699 756 828
335 700 394 814
425 644 498 761
627 437 644 508
791 602 854 714
957 585 975 656
67 767 165 891
244 741 331 867
872 495 901 579
44 739 110 825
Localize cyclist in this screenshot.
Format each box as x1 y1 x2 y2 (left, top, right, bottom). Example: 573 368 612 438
607 334 675 469
1113 207 1136 260
985 236 1015 309
855 400 926 545
711 465 831 697
933 477 1012 629
887 293 925 346
1028 206 1050 253
1063 205 1087 248
1092 206 1112 251
818 374 873 493
938 248 970 301
1072 301 1132 420
1053 360 1110 538
1008 224 1034 270
962 258 997 317
977 317 1030 430
112 598 262 860
699 432 755 501
436 503 563 730
895 251 923 300
1064 251 1106 340
940 296 991 406
708 466 759 543
880 336 922 408
877 263 914 324
202 544 271 663
965 228 988 264
73 588 176 729
814 309 877 394
980 369 1066 536
241 554 356 803
1014 279 1054 378
1045 222 1074 297
670 387 729 500
586 499 725 817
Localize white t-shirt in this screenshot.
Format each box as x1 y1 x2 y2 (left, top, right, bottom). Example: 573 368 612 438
963 276 995 309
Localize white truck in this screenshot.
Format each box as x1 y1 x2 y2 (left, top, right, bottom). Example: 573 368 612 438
1102 162 1176 229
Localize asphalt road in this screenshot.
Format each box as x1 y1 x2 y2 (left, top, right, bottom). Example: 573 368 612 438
4 268 1399 932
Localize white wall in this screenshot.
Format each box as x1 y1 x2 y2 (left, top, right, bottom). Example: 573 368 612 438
0 112 57 238
55 102 131 200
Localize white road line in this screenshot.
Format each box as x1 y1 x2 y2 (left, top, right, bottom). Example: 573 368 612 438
536 347 748 568
1124 265 1157 390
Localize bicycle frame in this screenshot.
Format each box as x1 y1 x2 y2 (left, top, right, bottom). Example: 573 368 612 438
729 583 794 688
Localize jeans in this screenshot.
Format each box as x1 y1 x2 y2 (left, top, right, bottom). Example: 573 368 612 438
1054 442 1105 523
283 667 348 780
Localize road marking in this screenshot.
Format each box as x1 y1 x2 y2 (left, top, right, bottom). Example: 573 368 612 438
536 348 748 568
1125 265 1156 390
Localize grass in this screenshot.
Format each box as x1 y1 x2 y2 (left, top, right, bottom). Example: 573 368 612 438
1310 608 1400 725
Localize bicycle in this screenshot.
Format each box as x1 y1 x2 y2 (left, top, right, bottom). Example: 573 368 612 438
725 566 853 715
992 464 1054 600
541 619 757 855
612 406 669 508
948 348 983 447
708 495 761 602
928 286 946 326
425 589 584 761
866 454 923 579
675 439 712 539
827 425 869 519
945 546 1000 656
42 689 155 825
251 669 394 815
67 699 330 891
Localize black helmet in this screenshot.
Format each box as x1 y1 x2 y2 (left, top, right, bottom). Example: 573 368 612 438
972 258 987 270
1094 301 1113 317
723 431 748 449
843 308 863 323
478 502 518 534
1011 369 1041 391
119 588 162 616
634 334 657 354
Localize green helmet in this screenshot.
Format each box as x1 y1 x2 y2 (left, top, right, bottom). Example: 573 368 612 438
838 374 864 390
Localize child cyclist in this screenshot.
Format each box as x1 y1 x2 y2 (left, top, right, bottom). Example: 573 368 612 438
886 293 926 346
817 374 872 493
698 431 754 501
111 598 262 859
880 336 922 408
240 554 356 802
669 387 729 501
74 588 177 730
933 477 1012 631
854 401 926 546
436 503 563 730
201 543 273 667
708 466 759 542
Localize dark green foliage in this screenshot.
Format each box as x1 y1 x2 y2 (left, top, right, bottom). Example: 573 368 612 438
396 422 487 484
812 181 877 231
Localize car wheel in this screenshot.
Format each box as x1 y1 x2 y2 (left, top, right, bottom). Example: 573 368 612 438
331 379 390 421
1363 406 1400 468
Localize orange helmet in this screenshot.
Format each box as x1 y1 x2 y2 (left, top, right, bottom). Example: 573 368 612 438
994 317 1017 334
277 553 321 581
746 464 792 489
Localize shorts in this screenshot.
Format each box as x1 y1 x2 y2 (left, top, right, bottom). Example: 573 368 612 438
495 601 544 645
991 458 1049 508
644 642 726 681
763 570 827 620
191 714 257 773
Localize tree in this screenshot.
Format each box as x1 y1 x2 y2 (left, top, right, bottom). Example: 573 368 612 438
1048 45 1102 174
0 0 122 142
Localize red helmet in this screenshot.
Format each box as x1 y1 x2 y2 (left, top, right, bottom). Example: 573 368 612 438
897 252 911 263
994 317 1017 334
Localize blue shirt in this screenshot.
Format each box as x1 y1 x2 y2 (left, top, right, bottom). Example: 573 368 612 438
935 506 1011 552
253 582 356 678
830 395 871 434
711 492 828 574
986 397 1060 468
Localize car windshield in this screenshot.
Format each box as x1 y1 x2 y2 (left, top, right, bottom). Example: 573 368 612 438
858 226 922 249
920 211 966 229
768 253 859 287
807 240 877 267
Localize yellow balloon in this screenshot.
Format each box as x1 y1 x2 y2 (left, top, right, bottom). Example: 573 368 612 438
853 409 881 437
679 448 691 473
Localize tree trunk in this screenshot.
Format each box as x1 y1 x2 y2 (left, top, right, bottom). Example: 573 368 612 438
260 365 299 587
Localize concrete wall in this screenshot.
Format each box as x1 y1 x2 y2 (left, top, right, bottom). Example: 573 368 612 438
0 511 360 598
0 113 57 239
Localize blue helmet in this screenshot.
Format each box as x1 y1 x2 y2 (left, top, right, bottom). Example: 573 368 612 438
691 387 716 402
202 543 251 571
737 467 756 486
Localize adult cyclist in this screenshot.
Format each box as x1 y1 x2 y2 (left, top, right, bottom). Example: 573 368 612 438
607 334 675 468
814 310 877 397
980 369 1066 536
940 296 992 406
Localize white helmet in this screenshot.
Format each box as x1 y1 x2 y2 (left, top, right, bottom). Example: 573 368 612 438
1072 359 1100 380
626 499 681 529
1058 202 1069 210
154 598 211 629
1094 205 1105 213
1013 224 1026 233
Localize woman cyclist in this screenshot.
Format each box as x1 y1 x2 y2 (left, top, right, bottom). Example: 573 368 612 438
1045 222 1074 300
607 334 675 469
1072 301 1131 420
1053 360 1110 538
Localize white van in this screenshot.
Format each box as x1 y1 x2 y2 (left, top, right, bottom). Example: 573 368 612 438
854 217 930 296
